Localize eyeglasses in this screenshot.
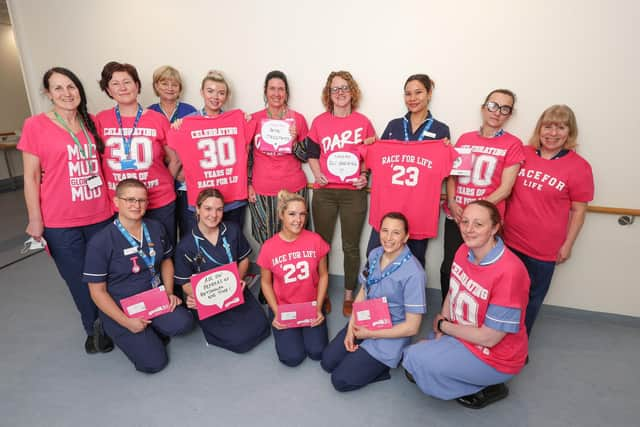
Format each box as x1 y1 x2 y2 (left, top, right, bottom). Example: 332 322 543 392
119 197 148 206
484 101 513 116
330 85 350 94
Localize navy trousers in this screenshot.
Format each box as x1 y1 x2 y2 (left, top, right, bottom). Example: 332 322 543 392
439 218 464 302
321 326 390 392
44 218 112 335
101 306 194 373
268 309 328 367
145 201 176 247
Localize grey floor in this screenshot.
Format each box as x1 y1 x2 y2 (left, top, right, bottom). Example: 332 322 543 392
1 190 639 427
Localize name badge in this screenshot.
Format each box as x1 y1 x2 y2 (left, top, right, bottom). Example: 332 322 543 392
123 246 138 256
86 175 103 189
151 274 162 288
120 159 138 170
422 130 436 139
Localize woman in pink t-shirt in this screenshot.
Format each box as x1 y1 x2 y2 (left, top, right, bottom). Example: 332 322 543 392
96 61 179 245
504 105 594 336
248 70 310 245
306 71 376 317
257 190 330 367
19 67 113 354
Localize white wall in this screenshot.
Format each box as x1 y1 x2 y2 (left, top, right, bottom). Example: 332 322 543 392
0 23 29 178
9 0 640 316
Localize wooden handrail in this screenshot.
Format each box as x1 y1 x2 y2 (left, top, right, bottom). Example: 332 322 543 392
305 184 639 216
0 131 17 137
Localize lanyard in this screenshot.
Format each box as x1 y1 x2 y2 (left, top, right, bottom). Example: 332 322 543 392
115 219 157 285
114 104 143 158
160 101 180 123
194 233 233 267
403 116 434 141
54 112 93 161
366 250 412 288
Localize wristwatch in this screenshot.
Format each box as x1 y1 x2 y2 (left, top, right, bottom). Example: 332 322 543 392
437 317 449 334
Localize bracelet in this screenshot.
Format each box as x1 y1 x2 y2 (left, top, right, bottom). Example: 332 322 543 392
437 318 449 334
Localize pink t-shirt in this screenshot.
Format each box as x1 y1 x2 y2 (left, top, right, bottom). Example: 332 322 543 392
504 146 594 261
249 109 309 195
95 108 175 210
451 131 524 216
308 111 376 190
18 114 112 228
450 245 530 374
167 109 250 206
256 230 330 305
363 139 457 239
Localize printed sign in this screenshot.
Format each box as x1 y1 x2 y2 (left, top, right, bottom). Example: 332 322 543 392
278 301 318 328
192 263 244 320
120 286 171 320
450 147 472 176
353 297 392 330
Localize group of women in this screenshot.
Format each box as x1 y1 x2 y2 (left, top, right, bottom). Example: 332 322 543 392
18 62 593 409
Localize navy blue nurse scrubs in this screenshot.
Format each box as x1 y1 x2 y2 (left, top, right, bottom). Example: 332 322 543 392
174 221 270 353
83 219 194 373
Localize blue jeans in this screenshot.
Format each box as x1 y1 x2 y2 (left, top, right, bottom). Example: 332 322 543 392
510 247 556 336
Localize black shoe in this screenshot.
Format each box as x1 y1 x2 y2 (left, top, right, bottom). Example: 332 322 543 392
457 383 509 409
404 368 416 384
159 334 171 346
85 335 98 354
93 318 114 353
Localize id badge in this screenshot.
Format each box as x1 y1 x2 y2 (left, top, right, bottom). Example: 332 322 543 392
151 274 162 288
120 159 138 170
86 175 103 189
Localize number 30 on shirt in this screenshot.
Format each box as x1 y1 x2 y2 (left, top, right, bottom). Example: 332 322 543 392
197 136 237 169
105 136 153 170
448 278 479 326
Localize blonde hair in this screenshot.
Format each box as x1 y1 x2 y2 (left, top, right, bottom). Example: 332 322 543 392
152 65 184 97
321 70 362 112
277 190 306 217
201 70 230 96
529 104 579 151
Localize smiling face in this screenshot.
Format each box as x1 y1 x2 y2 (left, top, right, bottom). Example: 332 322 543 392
539 121 570 155
201 80 228 115
379 217 409 256
196 196 224 230
330 76 352 111
155 78 180 103
265 77 287 110
114 186 148 222
107 71 139 106
459 204 499 254
404 79 431 115
280 200 307 236
46 72 81 113
481 91 514 131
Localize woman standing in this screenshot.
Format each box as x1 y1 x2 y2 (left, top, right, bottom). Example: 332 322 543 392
174 188 270 352
403 201 530 409
321 212 426 392
19 67 113 354
504 105 594 335
148 65 197 239
257 190 330 367
248 70 309 244
96 61 179 244
307 71 375 316
440 89 524 302
366 74 455 267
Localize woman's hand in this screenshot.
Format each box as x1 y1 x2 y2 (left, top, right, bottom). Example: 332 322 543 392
310 309 325 327
432 313 447 340
271 317 287 330
557 242 572 264
185 294 197 309
344 325 359 352
248 184 257 203
313 172 329 186
352 173 368 190
289 123 297 141
25 219 44 241
448 199 463 223
125 317 151 334
171 118 183 130
363 136 376 145
352 324 375 340
167 294 181 312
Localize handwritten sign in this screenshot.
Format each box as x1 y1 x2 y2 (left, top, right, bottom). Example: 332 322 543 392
192 263 244 320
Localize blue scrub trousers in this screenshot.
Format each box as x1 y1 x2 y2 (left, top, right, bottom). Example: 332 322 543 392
268 309 328 367
101 306 194 373
197 287 270 353
510 247 556 335
44 218 112 335
367 229 429 268
176 189 193 240
321 326 390 392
